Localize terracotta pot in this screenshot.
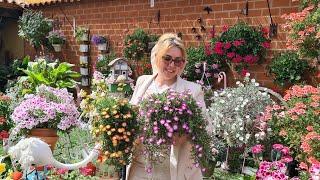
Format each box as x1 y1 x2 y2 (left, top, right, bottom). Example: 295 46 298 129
28 128 59 151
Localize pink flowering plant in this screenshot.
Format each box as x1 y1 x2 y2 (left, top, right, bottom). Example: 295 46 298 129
260 85 320 177
210 21 270 75
11 85 81 134
282 0 320 59
138 90 215 176
252 143 298 179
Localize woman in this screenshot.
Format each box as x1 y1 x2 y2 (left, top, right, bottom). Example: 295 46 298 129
128 33 206 180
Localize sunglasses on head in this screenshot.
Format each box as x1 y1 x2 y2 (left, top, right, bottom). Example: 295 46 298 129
162 55 185 67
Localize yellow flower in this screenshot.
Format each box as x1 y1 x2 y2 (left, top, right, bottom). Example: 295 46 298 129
0 163 6 175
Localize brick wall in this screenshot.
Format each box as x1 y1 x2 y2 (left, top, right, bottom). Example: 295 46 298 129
26 0 300 90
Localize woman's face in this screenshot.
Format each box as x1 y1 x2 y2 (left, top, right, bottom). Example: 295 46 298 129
157 46 185 81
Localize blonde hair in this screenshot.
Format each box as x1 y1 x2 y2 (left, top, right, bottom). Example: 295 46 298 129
151 33 186 75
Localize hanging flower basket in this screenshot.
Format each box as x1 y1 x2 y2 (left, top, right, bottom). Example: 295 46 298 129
52 44 62 52
97 43 107 51
79 44 89 52
28 128 59 151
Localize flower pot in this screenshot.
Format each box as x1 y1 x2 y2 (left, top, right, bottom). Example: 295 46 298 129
81 76 90 86
79 44 89 52
52 44 62 52
80 56 88 64
97 43 107 51
80 33 89 42
80 67 89 75
28 128 58 151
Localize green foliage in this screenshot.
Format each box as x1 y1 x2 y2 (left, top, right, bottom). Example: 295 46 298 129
18 9 52 49
47 31 66 44
123 28 156 61
95 52 116 75
20 58 80 94
269 51 310 87
75 26 89 42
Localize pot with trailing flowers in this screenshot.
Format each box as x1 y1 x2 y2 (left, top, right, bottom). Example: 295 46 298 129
11 85 81 151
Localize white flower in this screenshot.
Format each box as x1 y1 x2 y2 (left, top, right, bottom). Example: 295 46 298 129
239 136 244 141
255 83 260 86
251 79 256 83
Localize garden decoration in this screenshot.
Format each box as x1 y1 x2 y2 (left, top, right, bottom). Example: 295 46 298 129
208 73 278 173
269 51 310 87
282 0 320 60
105 58 134 94
210 21 271 77
11 85 81 150
95 52 116 76
266 0 278 38
259 85 320 179
47 30 66 52
18 9 52 51
8 137 101 176
138 90 216 177
80 71 139 177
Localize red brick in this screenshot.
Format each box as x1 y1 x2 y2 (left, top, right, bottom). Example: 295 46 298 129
223 3 238 11
254 0 267 9
272 0 290 7
215 12 229 18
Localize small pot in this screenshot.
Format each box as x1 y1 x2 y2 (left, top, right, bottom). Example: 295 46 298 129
97 43 107 51
81 76 90 86
80 56 88 64
79 44 89 52
52 44 62 52
80 67 89 75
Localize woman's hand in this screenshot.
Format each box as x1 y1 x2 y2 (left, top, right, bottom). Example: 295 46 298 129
173 134 188 145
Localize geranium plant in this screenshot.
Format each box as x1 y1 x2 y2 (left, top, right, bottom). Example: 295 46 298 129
123 28 150 61
282 0 320 59
252 144 294 179
138 90 215 176
47 30 66 45
261 85 320 178
11 85 81 134
210 22 271 75
80 71 139 172
269 51 310 87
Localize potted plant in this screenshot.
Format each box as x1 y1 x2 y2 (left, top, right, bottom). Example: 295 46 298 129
95 52 116 75
269 51 310 87
47 30 66 52
18 9 52 51
79 44 89 52
210 22 271 78
75 26 89 42
11 85 81 151
20 58 80 95
91 35 108 51
123 28 150 61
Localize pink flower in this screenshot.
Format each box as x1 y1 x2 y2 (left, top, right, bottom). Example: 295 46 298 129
241 69 248 77
233 40 243 47
224 42 232 50
261 41 271 49
306 126 314 132
227 52 235 58
281 156 293 163
299 162 309 170
57 168 68 175
222 25 229 32
281 147 290 155
251 144 264 154
272 144 284 151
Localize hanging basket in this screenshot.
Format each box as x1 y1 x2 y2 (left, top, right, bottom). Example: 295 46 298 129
97 43 107 51
28 128 59 151
52 44 62 52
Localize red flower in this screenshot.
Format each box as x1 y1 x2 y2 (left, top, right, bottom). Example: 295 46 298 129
241 69 248 76
222 25 229 32
224 42 232 50
227 52 235 59
209 27 215 38
261 41 271 49
79 162 96 176
205 43 212 56
231 54 242 63
232 40 243 47
0 130 9 139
